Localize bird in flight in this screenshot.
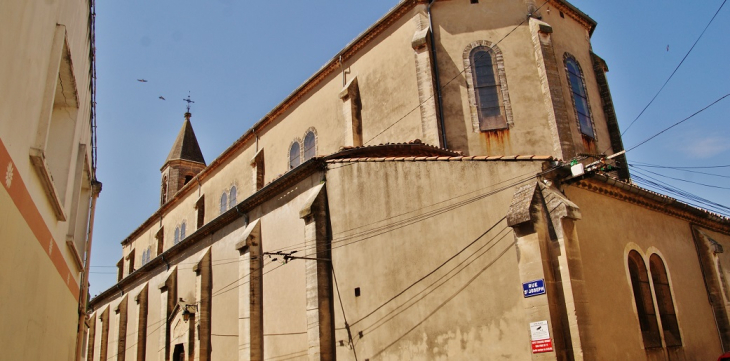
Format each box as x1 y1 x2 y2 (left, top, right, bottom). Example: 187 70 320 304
159 96 166 100
137 79 148 83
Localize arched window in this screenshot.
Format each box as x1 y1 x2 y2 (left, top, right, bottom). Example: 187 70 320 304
565 56 595 137
161 176 168 205
649 254 682 347
229 186 237 209
469 46 507 131
303 130 316 161
184 174 194 185
220 192 228 215
174 226 180 245
180 221 186 241
628 250 662 348
289 141 301 169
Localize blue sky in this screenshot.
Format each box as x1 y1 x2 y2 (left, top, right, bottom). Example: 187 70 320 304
89 0 730 297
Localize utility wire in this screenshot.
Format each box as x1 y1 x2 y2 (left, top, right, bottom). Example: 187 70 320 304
268 167 544 255
366 235 515 359
629 163 730 179
332 266 358 361
357 228 513 336
630 161 730 170
631 169 730 216
629 165 730 190
350 216 506 326
625 92 730 153
619 0 728 137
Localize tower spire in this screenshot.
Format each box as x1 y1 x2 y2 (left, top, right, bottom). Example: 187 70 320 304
159 94 206 205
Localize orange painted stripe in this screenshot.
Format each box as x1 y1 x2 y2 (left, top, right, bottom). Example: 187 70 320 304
0 139 80 302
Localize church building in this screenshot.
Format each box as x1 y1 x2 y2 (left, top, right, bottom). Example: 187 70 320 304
87 0 730 360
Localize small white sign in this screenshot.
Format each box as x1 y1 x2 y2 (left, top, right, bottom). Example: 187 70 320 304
529 320 550 341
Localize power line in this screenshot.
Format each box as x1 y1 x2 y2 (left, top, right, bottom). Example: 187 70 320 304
268 166 544 255
356 227 513 335
630 161 730 170
350 217 507 327
629 163 730 179
630 169 730 216
619 0 728 137
366 234 515 359
629 165 730 189
625 92 730 153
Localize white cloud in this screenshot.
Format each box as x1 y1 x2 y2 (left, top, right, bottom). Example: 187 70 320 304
685 136 730 158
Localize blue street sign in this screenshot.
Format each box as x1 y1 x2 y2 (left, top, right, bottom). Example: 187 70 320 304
523 279 546 297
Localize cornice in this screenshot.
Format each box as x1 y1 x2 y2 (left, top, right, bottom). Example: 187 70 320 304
550 0 597 36
571 175 730 235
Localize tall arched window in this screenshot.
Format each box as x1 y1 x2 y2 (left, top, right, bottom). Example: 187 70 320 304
229 186 237 209
470 46 506 131
565 56 595 137
161 176 168 205
174 226 180 245
180 221 186 241
303 130 316 161
220 192 228 215
289 141 301 169
628 250 662 348
649 254 682 347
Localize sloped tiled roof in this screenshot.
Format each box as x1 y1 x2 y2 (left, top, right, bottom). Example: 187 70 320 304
326 139 462 159
166 116 205 165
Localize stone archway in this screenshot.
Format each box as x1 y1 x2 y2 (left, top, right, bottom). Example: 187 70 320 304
172 343 185 361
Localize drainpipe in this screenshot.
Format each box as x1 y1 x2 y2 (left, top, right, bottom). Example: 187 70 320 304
75 180 102 361
428 0 448 149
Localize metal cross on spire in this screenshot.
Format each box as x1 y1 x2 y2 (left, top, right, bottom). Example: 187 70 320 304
183 92 195 113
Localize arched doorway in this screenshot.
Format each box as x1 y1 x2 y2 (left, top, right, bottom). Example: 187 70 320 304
172 343 185 361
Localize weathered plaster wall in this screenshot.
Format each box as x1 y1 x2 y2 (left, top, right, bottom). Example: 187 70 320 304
326 159 546 360
565 184 724 360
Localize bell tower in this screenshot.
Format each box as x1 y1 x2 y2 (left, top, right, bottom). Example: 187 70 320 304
160 103 206 205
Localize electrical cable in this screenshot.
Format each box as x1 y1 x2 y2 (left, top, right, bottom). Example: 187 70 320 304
625 92 730 153
630 161 730 170
629 165 730 190
630 169 730 216
349 216 507 327
355 227 512 334
629 163 730 179
619 0 728 138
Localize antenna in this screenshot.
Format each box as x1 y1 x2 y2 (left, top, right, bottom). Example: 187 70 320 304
183 92 195 113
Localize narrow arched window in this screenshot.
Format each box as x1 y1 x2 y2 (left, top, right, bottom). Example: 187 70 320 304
565 56 594 137
174 226 180 245
303 131 316 161
229 186 237 209
649 254 682 347
220 192 228 214
470 46 506 131
289 141 301 169
161 176 168 205
180 221 186 241
628 250 662 348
